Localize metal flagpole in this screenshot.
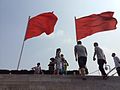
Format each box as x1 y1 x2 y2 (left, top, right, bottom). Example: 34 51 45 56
74 17 78 42
74 17 78 59
17 16 31 70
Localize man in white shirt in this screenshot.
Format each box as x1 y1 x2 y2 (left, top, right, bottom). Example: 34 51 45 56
93 42 107 79
112 53 120 76
74 41 87 80
32 63 42 74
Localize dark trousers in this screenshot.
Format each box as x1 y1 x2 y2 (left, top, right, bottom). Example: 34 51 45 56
116 67 120 76
98 59 106 76
78 56 87 69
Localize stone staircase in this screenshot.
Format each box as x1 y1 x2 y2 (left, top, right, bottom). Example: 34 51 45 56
0 74 120 90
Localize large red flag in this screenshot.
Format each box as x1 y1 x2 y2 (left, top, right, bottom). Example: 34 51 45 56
75 11 117 40
25 12 58 40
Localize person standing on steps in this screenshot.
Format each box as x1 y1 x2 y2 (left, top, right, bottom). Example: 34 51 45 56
61 54 69 75
48 57 56 74
55 48 62 75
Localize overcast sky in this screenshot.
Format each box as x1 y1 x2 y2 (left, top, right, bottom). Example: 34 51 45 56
0 0 120 75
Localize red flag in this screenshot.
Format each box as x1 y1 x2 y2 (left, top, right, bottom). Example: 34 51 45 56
25 12 58 40
75 11 117 40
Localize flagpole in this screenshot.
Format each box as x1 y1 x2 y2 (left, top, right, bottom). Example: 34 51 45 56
74 17 78 43
17 36 25 70
17 16 30 70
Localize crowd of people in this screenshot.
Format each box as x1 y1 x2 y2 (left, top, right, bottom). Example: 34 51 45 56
74 41 120 80
48 53 69 75
32 41 120 80
32 48 69 75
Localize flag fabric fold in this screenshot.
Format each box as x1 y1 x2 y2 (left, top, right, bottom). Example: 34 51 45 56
75 11 117 41
25 12 58 40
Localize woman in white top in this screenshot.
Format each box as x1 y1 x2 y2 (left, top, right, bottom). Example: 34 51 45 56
55 48 62 75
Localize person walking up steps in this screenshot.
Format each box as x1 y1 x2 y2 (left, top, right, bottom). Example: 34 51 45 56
93 42 108 79
112 53 120 76
74 41 87 80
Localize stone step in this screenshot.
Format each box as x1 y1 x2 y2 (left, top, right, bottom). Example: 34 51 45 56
0 74 120 90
